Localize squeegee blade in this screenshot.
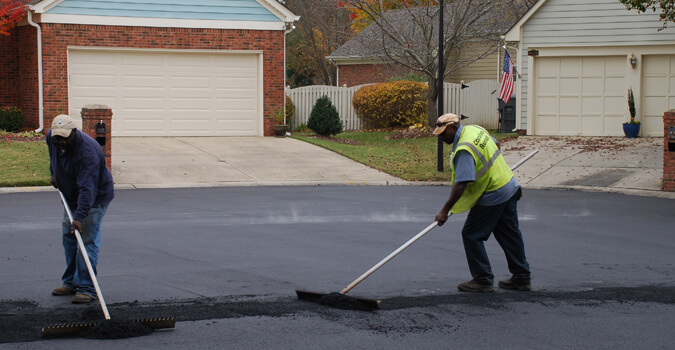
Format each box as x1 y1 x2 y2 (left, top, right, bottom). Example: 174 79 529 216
296 289 327 301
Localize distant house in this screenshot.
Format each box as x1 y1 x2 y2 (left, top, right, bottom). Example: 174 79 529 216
326 6 519 87
0 0 298 137
505 0 675 137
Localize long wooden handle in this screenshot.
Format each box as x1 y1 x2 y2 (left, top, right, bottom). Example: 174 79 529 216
341 221 439 294
58 191 110 320
510 149 539 171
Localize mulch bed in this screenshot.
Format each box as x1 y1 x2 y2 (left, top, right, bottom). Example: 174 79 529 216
2 135 45 143
306 135 362 145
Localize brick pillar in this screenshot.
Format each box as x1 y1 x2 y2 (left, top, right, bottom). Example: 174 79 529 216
80 105 112 171
663 110 675 192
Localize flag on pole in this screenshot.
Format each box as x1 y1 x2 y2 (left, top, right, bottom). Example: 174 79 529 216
499 50 514 104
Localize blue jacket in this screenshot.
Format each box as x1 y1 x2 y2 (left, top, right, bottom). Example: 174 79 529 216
46 129 114 221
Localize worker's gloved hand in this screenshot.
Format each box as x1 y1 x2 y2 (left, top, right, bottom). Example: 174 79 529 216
50 176 57 188
70 220 83 235
435 212 451 226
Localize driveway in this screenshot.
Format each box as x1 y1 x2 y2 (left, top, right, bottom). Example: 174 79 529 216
111 137 403 188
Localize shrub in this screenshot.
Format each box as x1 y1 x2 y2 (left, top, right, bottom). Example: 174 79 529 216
352 81 428 129
0 106 25 132
307 95 343 136
285 95 295 124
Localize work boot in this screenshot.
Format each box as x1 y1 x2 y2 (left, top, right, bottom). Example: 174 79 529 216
498 277 531 291
72 293 94 304
52 286 75 296
457 279 494 293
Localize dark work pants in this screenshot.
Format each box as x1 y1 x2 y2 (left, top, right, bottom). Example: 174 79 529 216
461 191 530 285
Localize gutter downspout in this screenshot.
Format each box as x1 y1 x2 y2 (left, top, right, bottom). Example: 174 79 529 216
27 8 44 133
284 23 295 126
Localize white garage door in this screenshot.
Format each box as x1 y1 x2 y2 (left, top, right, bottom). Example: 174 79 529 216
534 56 625 136
643 55 675 137
69 49 261 136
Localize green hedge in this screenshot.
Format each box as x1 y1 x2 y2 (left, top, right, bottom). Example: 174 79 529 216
0 107 25 132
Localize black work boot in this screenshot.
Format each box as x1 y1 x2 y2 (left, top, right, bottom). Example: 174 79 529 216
457 279 494 293
498 276 531 291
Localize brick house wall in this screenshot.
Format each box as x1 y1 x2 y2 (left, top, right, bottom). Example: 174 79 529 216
339 63 414 87
664 110 675 192
0 33 20 107
5 23 285 136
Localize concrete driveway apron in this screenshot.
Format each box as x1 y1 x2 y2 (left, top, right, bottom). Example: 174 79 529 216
111 137 404 188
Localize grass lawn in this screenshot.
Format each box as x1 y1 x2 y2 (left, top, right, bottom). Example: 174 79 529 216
291 129 517 182
0 139 51 187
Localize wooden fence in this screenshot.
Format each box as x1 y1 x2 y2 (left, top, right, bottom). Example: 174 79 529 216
285 80 501 131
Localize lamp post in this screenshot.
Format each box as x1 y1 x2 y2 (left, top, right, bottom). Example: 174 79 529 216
437 0 444 172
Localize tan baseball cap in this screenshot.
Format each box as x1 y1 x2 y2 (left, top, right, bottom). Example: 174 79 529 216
432 113 460 135
50 115 77 138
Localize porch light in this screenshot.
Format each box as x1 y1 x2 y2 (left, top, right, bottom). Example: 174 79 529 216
630 54 637 69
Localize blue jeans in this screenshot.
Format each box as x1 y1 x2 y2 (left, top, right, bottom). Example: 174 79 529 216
461 192 530 284
61 204 108 297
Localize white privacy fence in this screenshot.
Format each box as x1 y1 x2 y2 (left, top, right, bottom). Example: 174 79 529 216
285 80 501 131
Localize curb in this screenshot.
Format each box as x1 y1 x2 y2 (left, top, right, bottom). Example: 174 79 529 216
2 182 674 199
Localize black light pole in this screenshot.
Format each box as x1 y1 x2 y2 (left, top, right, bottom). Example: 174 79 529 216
436 0 444 172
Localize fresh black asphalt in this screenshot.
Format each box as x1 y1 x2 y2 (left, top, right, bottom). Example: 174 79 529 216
0 187 673 348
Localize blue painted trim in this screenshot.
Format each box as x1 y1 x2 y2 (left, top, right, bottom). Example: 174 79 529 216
47 0 279 21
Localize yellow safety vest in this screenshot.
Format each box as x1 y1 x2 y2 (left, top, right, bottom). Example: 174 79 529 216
450 125 513 214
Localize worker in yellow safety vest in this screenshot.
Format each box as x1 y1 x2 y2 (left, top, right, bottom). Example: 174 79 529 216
434 113 531 292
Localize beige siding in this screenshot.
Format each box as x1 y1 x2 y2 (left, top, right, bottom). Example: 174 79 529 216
447 43 499 84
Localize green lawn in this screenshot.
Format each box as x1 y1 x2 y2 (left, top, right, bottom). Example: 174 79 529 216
0 140 51 187
291 130 517 182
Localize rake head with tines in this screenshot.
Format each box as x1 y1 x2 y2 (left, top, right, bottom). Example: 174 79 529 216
41 317 176 338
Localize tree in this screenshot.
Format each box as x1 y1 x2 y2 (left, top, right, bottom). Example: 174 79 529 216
0 0 29 36
341 0 528 126
620 0 675 30
284 0 354 86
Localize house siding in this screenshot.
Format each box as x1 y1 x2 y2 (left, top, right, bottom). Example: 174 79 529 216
11 23 284 135
447 52 499 84
515 0 675 132
46 0 278 21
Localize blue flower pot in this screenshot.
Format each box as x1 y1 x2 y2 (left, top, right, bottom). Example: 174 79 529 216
623 123 640 138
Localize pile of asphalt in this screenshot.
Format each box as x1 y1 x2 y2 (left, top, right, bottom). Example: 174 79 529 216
317 292 377 311
78 319 153 339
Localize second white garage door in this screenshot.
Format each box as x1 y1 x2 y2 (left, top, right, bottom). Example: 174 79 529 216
643 55 675 137
534 56 626 136
69 49 261 137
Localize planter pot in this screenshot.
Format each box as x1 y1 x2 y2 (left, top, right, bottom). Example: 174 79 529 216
623 123 640 138
273 125 288 137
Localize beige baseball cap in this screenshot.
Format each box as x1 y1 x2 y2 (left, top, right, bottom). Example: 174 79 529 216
50 115 77 138
432 113 460 135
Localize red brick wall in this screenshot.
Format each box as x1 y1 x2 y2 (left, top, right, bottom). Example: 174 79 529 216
339 63 414 87
0 29 20 107
7 23 285 136
664 110 675 192
17 26 39 130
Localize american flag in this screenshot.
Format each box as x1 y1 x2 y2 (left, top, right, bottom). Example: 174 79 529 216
499 50 514 103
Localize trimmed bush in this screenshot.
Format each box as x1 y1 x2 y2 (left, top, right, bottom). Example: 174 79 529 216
352 81 428 129
308 95 343 136
0 107 25 132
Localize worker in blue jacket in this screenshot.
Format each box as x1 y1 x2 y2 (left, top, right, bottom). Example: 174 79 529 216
46 115 114 304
